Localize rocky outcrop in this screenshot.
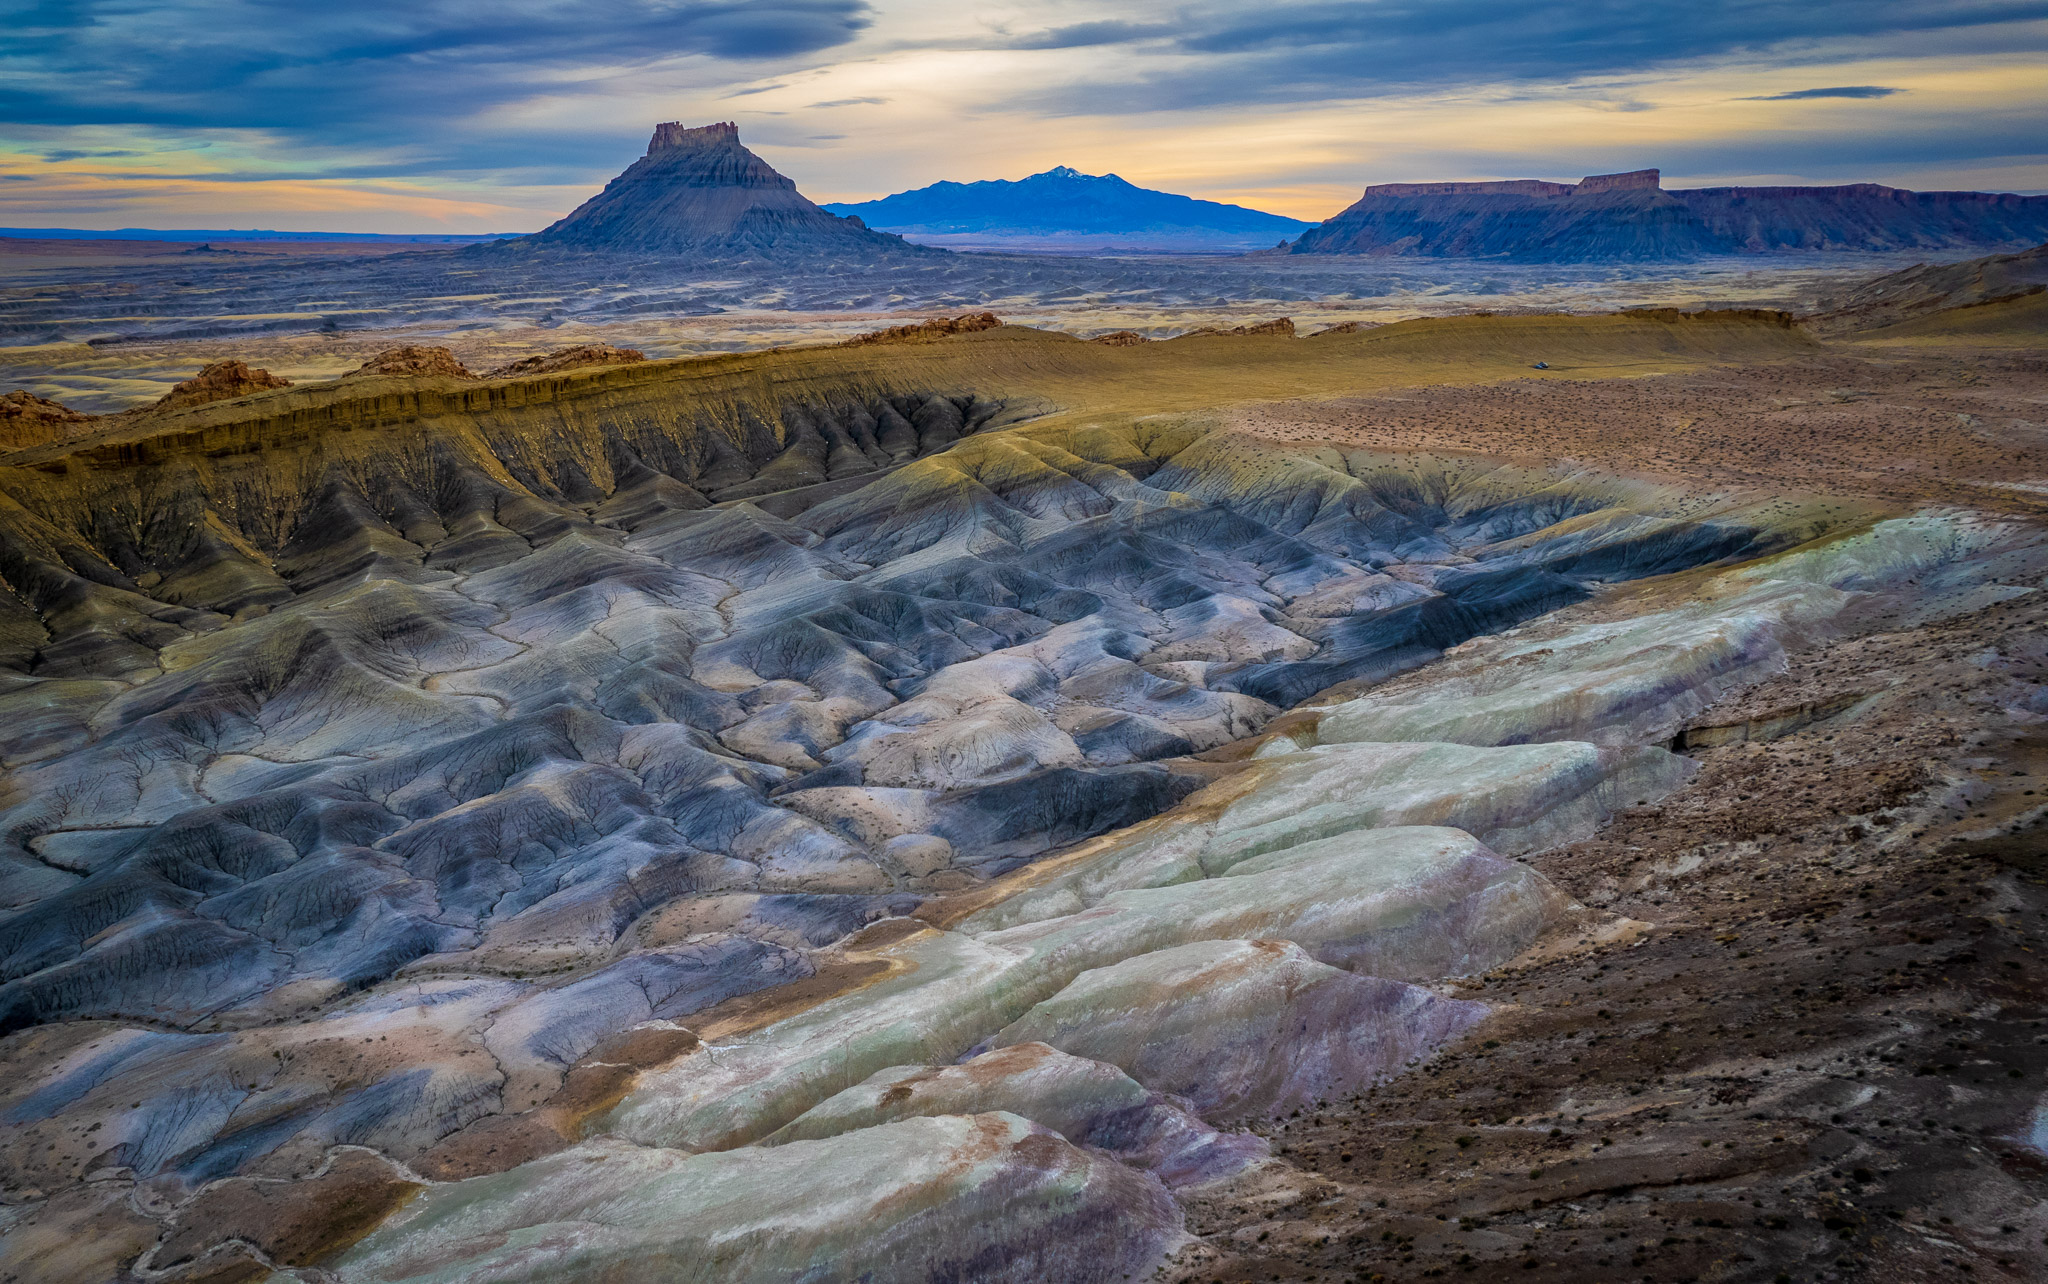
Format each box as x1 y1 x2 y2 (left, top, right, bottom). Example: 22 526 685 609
1089 329 1149 346
149 358 292 412
841 311 1002 346
1576 168 1663 194
523 121 926 258
0 389 92 450
1290 169 2048 261
343 345 476 379
484 343 647 378
1176 317 1296 339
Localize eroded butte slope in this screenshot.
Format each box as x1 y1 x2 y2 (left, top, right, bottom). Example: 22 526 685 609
0 314 2043 1284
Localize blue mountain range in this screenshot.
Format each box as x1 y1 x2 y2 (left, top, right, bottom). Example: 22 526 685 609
822 166 1312 251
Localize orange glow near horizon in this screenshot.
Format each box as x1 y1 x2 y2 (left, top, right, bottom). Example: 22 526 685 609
3 17 2044 233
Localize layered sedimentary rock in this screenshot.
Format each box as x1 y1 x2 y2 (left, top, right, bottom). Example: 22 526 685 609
841 311 1002 346
0 390 89 450
763 1041 1267 1187
335 1115 1189 1284
984 939 1485 1121
1289 169 2048 260
1 315 2037 1280
523 122 923 258
484 344 646 378
149 358 292 411
344 344 476 379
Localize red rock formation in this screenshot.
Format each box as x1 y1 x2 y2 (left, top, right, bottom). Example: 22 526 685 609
485 345 647 379
344 347 477 380
1090 330 1149 346
840 312 1001 347
1234 317 1296 337
1176 318 1296 339
151 359 293 412
0 389 93 450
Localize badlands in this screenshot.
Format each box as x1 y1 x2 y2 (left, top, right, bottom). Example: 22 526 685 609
0 261 2045 1281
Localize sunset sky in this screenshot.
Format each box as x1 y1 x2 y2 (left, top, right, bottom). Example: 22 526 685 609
3 0 2046 233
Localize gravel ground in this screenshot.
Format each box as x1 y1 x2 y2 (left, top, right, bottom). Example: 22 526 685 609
1167 537 2048 1284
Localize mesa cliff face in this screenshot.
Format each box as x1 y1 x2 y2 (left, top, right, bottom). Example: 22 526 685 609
1290 168 2048 260
524 121 925 257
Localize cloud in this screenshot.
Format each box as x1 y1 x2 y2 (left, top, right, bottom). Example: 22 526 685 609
1001 21 1177 50
0 1 873 140
990 0 2048 113
1744 85 1905 99
3 0 2045 229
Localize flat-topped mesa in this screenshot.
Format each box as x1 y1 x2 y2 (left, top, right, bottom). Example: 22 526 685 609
520 120 926 258
1293 163 2048 259
1364 178 1575 198
1361 170 1659 199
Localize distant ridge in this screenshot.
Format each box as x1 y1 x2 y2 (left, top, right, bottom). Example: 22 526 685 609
824 166 1311 252
1288 168 2048 261
0 228 513 243
1812 240 2048 332
521 121 925 257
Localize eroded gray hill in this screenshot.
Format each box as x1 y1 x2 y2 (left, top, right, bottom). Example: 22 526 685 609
0 323 1789 1115
8 315 2043 1281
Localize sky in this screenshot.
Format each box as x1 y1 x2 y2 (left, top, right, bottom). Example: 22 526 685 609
2 0 2046 233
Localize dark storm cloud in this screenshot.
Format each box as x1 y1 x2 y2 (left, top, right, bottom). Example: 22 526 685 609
992 0 2048 112
1746 86 1905 99
0 0 871 143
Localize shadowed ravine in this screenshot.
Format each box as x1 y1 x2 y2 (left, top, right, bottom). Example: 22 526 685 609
1 317 2043 1283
